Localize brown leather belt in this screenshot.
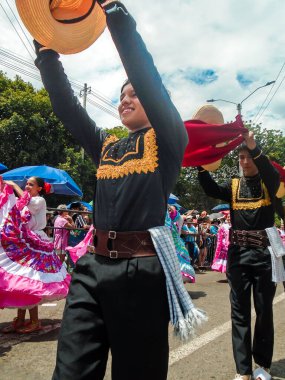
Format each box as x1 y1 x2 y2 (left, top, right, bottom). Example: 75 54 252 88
230 229 270 248
87 229 156 259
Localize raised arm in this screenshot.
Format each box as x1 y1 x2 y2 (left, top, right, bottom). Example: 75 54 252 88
243 132 280 198
3 180 24 198
103 2 188 163
198 168 231 202
34 43 107 167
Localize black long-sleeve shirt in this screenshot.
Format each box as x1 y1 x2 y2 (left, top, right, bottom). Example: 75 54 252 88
36 3 188 231
198 146 280 230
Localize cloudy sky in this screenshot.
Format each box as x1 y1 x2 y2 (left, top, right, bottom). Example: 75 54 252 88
0 0 284 133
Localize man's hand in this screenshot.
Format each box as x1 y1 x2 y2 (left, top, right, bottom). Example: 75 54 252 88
33 39 50 55
242 130 256 150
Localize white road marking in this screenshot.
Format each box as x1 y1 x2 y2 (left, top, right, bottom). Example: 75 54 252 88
169 292 285 366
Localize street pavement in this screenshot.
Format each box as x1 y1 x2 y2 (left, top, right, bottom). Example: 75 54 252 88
0 270 284 380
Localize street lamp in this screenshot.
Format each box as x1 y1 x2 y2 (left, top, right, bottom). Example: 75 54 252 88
207 81 275 115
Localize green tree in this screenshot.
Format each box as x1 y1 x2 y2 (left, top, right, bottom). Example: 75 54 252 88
0 72 93 203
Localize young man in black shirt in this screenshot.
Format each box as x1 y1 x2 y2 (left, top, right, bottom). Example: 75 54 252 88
198 131 279 380
35 1 188 379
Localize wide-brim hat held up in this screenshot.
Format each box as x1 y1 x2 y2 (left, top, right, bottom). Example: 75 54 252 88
16 0 106 54
192 105 225 172
192 105 224 125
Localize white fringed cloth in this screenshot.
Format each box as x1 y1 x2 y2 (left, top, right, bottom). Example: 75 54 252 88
265 227 285 283
148 226 207 341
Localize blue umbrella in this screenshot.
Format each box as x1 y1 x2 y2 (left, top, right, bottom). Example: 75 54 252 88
67 201 93 211
0 163 7 172
212 203 230 212
2 165 82 197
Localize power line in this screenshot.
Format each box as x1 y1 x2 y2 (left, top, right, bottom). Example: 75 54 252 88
252 61 285 124
253 70 285 125
87 98 120 120
0 3 34 60
0 48 117 111
90 90 118 110
0 49 117 112
0 48 37 71
70 76 118 108
4 0 34 53
0 59 41 81
0 55 120 120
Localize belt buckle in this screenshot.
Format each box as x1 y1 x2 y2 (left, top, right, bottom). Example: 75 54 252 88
108 231 117 239
110 250 118 259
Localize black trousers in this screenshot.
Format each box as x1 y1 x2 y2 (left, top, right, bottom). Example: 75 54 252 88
227 245 276 375
52 252 170 380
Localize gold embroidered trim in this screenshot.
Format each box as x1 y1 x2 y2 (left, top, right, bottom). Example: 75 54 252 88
102 134 119 152
231 178 271 210
97 128 158 179
253 151 262 160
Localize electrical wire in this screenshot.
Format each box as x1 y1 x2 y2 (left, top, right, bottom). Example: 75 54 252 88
0 2 118 119
4 0 35 53
0 59 41 81
0 3 34 60
0 56 120 120
0 48 37 71
252 61 285 124
87 98 120 120
0 49 119 118
254 70 285 125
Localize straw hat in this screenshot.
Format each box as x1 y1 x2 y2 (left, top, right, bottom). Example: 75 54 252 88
16 0 106 54
192 104 224 125
192 105 225 172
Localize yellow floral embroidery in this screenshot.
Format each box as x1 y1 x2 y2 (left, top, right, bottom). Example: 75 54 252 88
231 178 271 210
97 128 158 179
102 134 119 152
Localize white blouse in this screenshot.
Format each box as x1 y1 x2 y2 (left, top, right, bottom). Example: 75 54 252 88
26 196 47 231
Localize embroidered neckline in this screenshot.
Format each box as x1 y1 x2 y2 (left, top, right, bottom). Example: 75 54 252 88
231 178 271 210
97 128 158 179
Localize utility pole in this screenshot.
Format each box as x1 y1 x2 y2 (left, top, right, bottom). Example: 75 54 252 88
79 83 91 160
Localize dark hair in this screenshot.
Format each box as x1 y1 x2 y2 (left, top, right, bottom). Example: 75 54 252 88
237 143 251 154
120 78 131 93
70 201 82 210
29 176 46 196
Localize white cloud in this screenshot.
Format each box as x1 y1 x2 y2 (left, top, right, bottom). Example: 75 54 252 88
0 0 284 134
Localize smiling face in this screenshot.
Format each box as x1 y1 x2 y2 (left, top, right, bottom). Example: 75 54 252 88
25 177 42 197
118 83 151 132
239 149 259 177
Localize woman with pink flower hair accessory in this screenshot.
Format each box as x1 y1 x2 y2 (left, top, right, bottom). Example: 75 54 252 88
0 176 70 334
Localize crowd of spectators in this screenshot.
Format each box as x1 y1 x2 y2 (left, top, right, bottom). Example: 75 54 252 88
44 202 92 268
180 210 224 273
45 203 284 280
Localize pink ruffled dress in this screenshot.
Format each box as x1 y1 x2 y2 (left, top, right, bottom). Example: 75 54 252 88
211 223 230 273
0 184 71 308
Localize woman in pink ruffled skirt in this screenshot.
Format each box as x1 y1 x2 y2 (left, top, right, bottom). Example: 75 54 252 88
0 176 70 333
211 212 231 273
